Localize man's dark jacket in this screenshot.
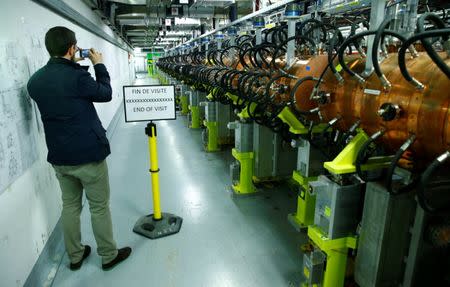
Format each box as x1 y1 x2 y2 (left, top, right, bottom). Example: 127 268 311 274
27 57 112 166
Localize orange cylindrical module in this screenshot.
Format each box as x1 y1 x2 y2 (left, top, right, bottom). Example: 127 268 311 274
261 55 330 109
289 55 334 111
317 52 450 161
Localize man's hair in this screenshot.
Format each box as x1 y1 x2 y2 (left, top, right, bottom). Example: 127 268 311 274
45 26 77 57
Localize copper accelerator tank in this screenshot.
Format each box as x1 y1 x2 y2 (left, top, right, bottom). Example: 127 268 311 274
257 55 330 108
289 55 332 110
317 52 450 160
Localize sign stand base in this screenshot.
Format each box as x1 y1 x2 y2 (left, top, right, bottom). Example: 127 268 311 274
133 213 183 239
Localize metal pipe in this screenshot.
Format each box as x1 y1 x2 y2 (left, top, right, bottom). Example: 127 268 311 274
363 0 386 77
286 19 296 67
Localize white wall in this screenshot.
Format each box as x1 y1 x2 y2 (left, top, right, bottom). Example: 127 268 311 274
134 56 148 73
0 1 134 286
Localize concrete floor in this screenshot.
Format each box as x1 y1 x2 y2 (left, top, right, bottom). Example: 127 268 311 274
51 76 307 287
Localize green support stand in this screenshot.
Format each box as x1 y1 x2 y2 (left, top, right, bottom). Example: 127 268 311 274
288 171 317 231
306 226 357 287
180 95 189 116
189 105 201 129
204 121 220 152
231 148 256 195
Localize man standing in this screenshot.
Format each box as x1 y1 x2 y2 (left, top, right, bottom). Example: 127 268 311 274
27 26 131 271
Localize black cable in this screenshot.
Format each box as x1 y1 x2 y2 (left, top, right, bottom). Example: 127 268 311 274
270 35 317 73
237 72 255 101
248 73 270 103
355 129 385 182
328 28 344 83
255 43 278 69
236 34 253 46
273 24 288 44
385 134 416 194
417 13 450 77
264 25 282 43
289 76 321 114
227 71 243 94
398 28 450 89
417 151 450 214
336 30 373 81
238 43 254 69
219 45 240 67
220 69 235 89
269 23 287 41
310 50 339 100
372 18 395 88
242 73 259 100
350 18 369 56
337 29 407 83
247 101 266 125
211 67 229 87
332 119 362 155
265 74 289 104
248 46 260 69
297 18 328 43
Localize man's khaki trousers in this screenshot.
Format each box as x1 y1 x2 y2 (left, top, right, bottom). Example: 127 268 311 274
53 160 118 264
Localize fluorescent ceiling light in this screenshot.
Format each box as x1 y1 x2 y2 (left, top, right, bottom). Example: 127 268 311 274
174 18 201 25
159 38 181 41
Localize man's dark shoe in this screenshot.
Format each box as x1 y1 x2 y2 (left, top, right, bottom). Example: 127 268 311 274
70 245 91 271
102 247 132 271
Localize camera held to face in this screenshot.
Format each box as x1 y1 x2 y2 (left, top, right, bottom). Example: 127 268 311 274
79 49 89 58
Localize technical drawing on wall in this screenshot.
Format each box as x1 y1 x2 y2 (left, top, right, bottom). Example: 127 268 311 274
0 40 40 194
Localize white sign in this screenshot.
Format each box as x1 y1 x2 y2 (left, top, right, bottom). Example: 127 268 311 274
123 85 176 122
364 88 381 96
165 18 172 26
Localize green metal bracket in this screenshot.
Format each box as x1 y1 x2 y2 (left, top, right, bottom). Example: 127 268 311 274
324 130 369 174
277 107 327 135
237 102 258 120
226 92 238 105
237 106 250 119
206 88 218 101
323 130 393 175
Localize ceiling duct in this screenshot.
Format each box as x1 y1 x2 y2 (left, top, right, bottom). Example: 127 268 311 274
108 0 147 4
190 0 235 8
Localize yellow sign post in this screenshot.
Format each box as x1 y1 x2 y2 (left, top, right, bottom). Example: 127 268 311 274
123 84 182 239
133 122 183 239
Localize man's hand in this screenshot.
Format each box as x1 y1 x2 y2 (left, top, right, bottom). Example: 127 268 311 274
89 48 103 65
73 56 84 62
72 47 84 62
